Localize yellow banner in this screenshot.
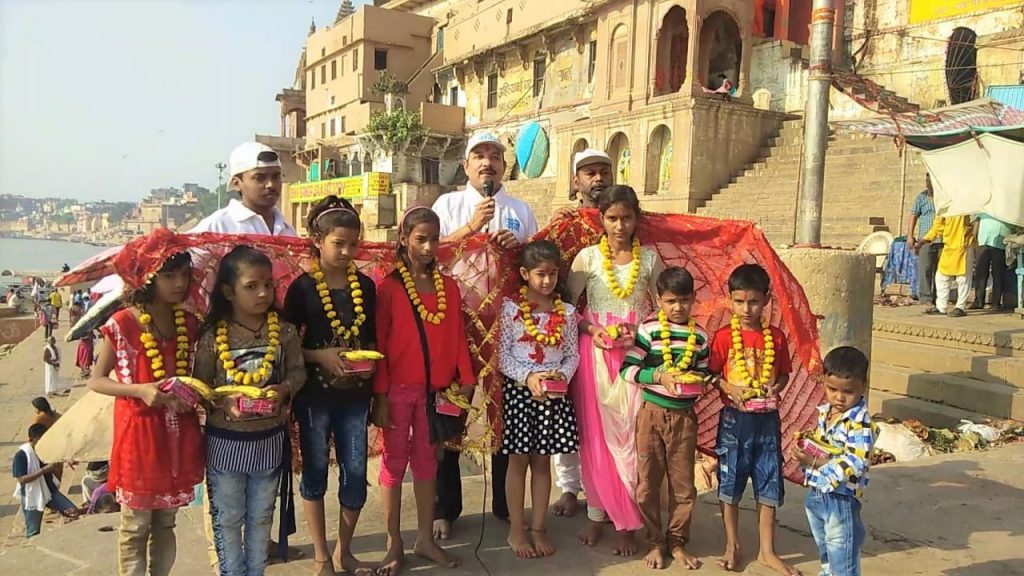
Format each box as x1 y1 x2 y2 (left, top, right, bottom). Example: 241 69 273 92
910 0 1019 23
288 173 389 204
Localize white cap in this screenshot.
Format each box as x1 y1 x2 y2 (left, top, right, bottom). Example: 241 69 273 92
464 132 507 159
229 142 282 177
573 149 612 173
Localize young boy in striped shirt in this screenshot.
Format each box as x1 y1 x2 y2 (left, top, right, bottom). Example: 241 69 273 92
791 346 876 576
621 267 709 570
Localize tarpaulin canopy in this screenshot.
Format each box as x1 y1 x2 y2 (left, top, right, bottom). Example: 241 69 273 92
834 98 1024 225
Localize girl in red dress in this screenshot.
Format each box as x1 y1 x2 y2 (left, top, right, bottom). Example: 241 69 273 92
88 252 205 576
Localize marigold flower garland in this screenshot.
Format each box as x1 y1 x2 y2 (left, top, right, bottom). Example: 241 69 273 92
658 310 697 372
215 312 280 386
600 236 642 299
311 259 365 342
518 285 565 346
730 315 775 391
398 261 446 325
139 305 189 380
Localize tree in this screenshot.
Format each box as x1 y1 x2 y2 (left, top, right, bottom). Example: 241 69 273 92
195 184 227 218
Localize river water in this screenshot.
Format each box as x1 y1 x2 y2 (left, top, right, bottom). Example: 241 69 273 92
0 237 110 274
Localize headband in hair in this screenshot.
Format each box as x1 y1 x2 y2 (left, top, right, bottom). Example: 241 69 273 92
398 205 434 230
315 207 357 222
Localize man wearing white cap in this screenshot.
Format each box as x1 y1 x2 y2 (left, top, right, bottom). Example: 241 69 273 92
551 149 614 222
191 142 297 236
428 132 537 541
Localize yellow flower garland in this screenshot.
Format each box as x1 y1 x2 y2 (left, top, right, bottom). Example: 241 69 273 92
730 315 775 390
398 261 446 325
139 305 189 380
518 285 565 346
215 312 280 386
311 259 365 342
658 310 697 373
599 236 642 299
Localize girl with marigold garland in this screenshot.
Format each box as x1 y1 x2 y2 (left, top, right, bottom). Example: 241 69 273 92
566 185 665 556
498 240 580 559
282 195 378 576
88 252 205 576
371 207 475 576
193 246 305 576
708 263 796 576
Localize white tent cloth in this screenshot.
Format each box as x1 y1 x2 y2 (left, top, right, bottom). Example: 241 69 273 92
923 134 1024 226
35 391 114 464
89 274 123 295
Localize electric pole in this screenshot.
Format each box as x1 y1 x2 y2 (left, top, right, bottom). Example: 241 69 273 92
215 162 228 210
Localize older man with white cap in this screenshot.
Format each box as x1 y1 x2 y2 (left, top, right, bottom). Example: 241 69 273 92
191 142 297 236
551 149 614 222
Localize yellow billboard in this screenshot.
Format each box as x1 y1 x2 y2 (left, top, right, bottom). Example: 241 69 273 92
910 0 1020 24
288 173 390 204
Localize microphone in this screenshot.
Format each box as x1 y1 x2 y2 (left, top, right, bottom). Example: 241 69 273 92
482 180 495 234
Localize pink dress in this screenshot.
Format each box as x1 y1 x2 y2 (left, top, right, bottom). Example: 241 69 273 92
569 244 660 531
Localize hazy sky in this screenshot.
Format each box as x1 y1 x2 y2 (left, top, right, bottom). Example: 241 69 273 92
0 0 366 202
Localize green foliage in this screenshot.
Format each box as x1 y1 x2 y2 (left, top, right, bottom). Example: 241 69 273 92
366 109 428 152
371 70 408 96
51 213 75 226
195 184 227 217
102 202 136 224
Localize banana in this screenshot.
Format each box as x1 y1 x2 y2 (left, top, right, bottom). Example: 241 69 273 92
678 372 707 385
213 385 278 400
169 376 213 400
606 325 620 339
342 350 385 361
795 431 843 456
444 383 473 410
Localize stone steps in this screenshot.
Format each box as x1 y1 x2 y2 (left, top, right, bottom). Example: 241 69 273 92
871 364 1024 420
872 337 1024 389
867 390 986 429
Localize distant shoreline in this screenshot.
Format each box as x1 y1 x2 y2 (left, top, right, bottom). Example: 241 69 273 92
0 231 117 247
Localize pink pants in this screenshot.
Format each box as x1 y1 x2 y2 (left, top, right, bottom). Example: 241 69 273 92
379 384 437 488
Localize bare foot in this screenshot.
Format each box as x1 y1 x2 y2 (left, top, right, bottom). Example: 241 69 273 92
334 552 375 575
758 551 801 576
717 543 741 572
432 519 451 540
314 559 337 576
577 519 604 546
550 492 578 517
613 530 637 556
671 546 701 570
643 548 665 569
529 528 555 557
267 540 305 563
377 540 404 576
508 526 537 559
414 540 459 568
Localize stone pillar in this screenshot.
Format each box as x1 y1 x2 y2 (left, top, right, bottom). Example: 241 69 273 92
777 248 875 362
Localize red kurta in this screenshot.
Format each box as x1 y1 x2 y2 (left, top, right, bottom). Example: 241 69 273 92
101 308 205 510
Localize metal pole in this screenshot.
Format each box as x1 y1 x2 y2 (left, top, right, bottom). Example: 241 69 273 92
215 162 227 209
796 0 836 247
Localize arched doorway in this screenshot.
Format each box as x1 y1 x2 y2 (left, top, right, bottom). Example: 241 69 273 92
609 25 630 96
655 7 688 96
339 154 350 177
570 137 589 175
350 152 362 176
606 132 631 184
699 11 742 93
946 27 978 105
645 125 672 193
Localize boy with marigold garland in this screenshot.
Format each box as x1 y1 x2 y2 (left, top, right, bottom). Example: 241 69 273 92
709 264 798 576
621 266 709 570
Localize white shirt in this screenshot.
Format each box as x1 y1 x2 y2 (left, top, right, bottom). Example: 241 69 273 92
190 199 297 237
432 184 538 243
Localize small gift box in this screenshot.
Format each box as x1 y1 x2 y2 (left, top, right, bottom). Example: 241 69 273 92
743 396 779 413
435 394 463 417
797 436 836 460
540 378 568 396
238 397 276 416
342 359 375 375
672 383 704 398
160 378 199 408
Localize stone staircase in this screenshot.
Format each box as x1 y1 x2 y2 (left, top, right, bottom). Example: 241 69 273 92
832 70 921 115
869 307 1024 428
697 118 930 248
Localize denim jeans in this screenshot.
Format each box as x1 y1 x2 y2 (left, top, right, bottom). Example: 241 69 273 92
22 490 77 538
297 398 369 509
805 490 865 576
207 467 281 576
715 407 784 507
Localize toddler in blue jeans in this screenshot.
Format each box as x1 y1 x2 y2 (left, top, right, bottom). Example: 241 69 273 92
792 346 876 576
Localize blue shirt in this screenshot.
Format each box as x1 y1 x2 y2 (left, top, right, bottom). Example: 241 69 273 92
976 214 1012 250
911 191 939 241
803 398 876 499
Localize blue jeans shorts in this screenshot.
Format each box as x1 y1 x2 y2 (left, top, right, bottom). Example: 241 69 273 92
297 398 370 510
805 490 865 576
715 406 784 508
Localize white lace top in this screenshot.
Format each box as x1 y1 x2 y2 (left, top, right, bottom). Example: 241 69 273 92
497 298 580 384
567 244 661 318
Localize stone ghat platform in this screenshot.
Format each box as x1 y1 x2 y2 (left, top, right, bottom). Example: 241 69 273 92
870 305 1024 428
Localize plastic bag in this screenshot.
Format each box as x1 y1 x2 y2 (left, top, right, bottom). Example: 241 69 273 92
875 422 933 462
956 420 1000 443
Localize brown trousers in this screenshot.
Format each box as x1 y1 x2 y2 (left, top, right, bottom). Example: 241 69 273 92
635 401 697 550
118 507 178 576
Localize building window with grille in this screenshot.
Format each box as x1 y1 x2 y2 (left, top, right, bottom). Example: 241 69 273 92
436 27 445 52
321 122 326 138
353 48 359 71
450 85 459 106
588 40 597 84
533 56 546 98
331 59 337 80
374 48 388 71
340 116 346 134
487 73 498 109
321 65 326 84
330 118 337 137
310 70 315 89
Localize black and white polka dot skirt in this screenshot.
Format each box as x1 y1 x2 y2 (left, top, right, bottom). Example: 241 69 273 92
500 376 580 455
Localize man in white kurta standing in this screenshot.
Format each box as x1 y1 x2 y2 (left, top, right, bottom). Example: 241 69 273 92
429 132 538 540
